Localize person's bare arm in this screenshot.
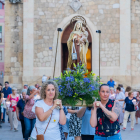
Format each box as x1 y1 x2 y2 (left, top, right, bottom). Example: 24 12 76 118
90 102 97 128
35 107 53 122
16 107 20 121
99 101 121 122
35 99 64 122
59 108 66 125
118 99 124 101
77 107 86 118
28 91 37 100
68 109 78 114
122 101 125 109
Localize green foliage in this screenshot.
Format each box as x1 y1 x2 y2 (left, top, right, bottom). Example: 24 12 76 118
55 63 100 107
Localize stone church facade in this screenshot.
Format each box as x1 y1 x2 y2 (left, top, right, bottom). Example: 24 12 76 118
4 0 140 89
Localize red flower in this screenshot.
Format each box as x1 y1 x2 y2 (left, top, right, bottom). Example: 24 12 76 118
99 118 102 125
98 132 102 135
108 104 112 108
12 106 16 112
96 131 98 135
109 120 114 124
117 119 119 122
102 132 105 135
96 126 98 130
117 130 120 133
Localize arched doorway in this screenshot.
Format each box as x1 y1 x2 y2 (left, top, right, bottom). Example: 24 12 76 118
61 23 92 73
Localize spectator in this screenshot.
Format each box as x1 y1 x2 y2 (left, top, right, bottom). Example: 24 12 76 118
135 91 140 124
23 86 38 140
24 85 28 89
116 86 125 125
29 80 66 140
35 84 39 89
122 91 137 130
121 85 125 94
90 84 122 140
38 86 41 91
77 107 95 140
109 88 116 100
125 86 131 97
0 83 3 127
107 78 115 88
42 75 47 83
16 89 27 140
1 93 5 122
20 89 27 99
68 107 81 140
7 88 19 131
2 81 12 123
0 92 2 128
62 107 76 140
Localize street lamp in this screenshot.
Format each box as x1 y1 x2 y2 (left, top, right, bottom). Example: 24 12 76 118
53 28 63 79
96 30 101 82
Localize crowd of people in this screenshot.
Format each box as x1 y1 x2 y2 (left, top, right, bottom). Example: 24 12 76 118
0 78 140 140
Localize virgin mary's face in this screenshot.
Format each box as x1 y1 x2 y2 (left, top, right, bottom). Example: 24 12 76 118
76 23 81 30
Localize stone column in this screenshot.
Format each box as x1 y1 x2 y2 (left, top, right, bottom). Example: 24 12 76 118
23 0 34 80
120 0 131 83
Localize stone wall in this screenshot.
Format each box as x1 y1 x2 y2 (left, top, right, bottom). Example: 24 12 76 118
34 0 120 67
131 0 140 88
4 0 23 88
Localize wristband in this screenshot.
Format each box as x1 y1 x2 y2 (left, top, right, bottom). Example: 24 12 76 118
59 108 63 110
122 108 124 109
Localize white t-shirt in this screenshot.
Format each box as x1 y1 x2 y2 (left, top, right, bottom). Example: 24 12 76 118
31 100 61 140
116 92 125 106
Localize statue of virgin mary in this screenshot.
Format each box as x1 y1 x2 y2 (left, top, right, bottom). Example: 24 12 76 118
67 21 89 68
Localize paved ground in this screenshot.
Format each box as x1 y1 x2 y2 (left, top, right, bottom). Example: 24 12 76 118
0 115 140 140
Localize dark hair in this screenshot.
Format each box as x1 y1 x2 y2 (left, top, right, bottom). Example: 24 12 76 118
24 84 28 87
99 84 109 92
118 84 121 87
5 81 9 84
138 91 140 95
116 87 121 91
125 86 131 92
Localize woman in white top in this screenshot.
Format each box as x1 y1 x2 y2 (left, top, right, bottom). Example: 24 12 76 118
109 88 116 100
115 86 125 125
29 80 66 140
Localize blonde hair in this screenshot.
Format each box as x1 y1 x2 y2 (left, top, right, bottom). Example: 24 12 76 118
12 87 17 92
40 80 59 100
110 87 114 91
128 91 133 97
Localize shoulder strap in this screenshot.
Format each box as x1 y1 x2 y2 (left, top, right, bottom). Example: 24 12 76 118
35 113 52 135
44 113 52 134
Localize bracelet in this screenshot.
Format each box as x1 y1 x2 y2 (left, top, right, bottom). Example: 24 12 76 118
59 108 63 110
122 108 124 109
50 108 53 111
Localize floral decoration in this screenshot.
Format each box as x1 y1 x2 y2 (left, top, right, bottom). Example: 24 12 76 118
55 63 100 107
